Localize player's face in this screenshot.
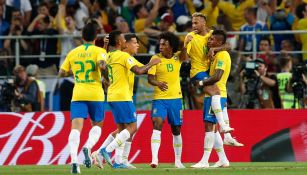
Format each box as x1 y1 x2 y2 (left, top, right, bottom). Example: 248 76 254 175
192 16 206 34
159 39 172 56
126 38 139 55
207 35 220 48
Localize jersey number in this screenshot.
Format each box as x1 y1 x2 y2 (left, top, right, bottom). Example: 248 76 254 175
107 65 113 84
74 60 95 83
166 64 174 72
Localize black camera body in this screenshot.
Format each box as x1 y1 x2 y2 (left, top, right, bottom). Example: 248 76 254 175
291 64 307 99
0 79 16 111
243 61 259 78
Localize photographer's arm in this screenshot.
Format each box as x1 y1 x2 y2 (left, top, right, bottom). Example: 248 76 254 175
259 75 276 87
239 70 246 94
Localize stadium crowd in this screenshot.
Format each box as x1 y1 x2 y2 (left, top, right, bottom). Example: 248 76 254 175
0 0 307 111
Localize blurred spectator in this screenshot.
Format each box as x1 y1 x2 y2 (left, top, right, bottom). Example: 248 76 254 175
239 58 281 109
90 0 109 26
239 7 268 52
168 0 189 21
0 48 12 76
26 64 46 111
276 56 298 109
13 65 41 112
144 12 175 54
66 0 89 30
5 0 32 26
257 37 277 72
213 0 255 31
56 3 81 65
4 16 30 64
256 0 273 23
176 15 192 42
269 7 295 51
279 39 300 66
115 15 130 33
27 15 58 74
0 4 9 49
297 2 307 62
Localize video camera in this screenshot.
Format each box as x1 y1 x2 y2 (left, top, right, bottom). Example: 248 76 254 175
0 79 16 111
243 61 260 78
291 64 307 99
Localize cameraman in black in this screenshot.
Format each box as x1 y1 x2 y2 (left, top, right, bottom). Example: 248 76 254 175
13 65 41 112
240 58 281 109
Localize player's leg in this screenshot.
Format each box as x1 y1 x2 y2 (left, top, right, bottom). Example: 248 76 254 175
100 102 137 167
112 124 127 168
150 100 167 168
204 85 233 133
82 101 104 168
69 102 88 174
211 131 230 168
122 136 136 168
168 99 185 168
222 104 244 147
191 97 215 168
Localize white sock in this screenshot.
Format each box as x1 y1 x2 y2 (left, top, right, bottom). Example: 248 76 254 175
115 141 125 164
122 141 132 163
151 130 161 164
222 107 233 140
106 129 130 153
69 129 80 164
200 132 215 163
98 133 115 150
214 132 228 162
212 95 226 127
173 134 182 163
85 126 101 150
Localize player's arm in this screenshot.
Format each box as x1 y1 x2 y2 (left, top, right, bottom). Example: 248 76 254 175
199 69 224 86
180 34 193 61
58 69 72 78
98 60 109 82
148 74 168 91
208 42 231 59
130 58 161 75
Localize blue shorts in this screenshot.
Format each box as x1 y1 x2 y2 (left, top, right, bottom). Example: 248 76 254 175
203 97 227 124
109 101 137 124
191 71 210 81
151 99 183 126
70 101 105 122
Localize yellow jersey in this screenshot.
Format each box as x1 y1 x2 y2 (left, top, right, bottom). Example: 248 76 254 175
60 44 107 101
208 51 231 97
297 18 307 61
186 30 213 78
148 52 182 100
107 50 139 101
128 57 144 98
217 0 255 31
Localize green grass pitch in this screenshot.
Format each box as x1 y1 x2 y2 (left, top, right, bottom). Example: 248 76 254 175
0 162 306 175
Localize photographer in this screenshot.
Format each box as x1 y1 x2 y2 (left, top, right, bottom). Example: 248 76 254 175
13 65 41 112
290 63 307 108
240 58 281 109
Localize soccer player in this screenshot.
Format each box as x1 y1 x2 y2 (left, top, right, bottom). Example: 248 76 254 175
92 33 143 169
58 22 109 174
97 30 160 167
191 30 231 168
148 32 187 168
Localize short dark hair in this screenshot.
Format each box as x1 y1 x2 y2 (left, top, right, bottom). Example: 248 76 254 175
260 37 271 46
39 2 48 8
192 12 207 21
280 56 292 68
109 30 122 47
212 30 227 44
245 7 257 17
124 33 137 42
133 4 143 18
159 31 180 53
82 22 98 42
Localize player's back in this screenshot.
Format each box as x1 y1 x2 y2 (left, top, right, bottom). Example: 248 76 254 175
64 44 106 101
209 50 231 97
186 30 213 78
107 50 136 102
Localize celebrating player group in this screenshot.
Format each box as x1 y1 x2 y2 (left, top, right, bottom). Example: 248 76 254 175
58 12 243 174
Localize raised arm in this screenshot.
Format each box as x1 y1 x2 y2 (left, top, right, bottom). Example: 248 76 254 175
130 58 161 75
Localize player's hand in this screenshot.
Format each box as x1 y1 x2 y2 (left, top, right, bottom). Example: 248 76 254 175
157 81 168 91
104 35 109 46
184 35 193 48
208 48 216 60
150 58 161 66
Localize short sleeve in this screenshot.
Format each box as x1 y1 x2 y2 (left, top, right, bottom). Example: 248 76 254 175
60 52 71 72
123 53 138 70
215 52 229 71
97 48 107 62
148 56 157 75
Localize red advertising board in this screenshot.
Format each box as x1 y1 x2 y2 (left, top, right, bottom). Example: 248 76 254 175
0 110 307 165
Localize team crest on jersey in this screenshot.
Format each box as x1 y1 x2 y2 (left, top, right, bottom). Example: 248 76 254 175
101 53 107 59
128 57 134 65
174 56 178 60
217 60 224 68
